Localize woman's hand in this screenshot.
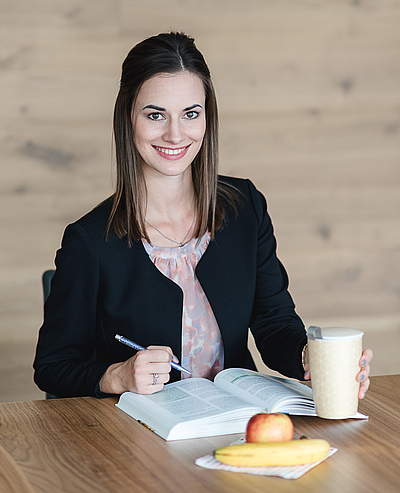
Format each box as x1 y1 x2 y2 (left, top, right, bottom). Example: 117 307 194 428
303 346 373 400
357 347 373 399
99 345 176 395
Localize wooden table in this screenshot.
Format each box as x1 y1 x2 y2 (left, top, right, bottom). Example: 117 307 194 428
0 375 399 493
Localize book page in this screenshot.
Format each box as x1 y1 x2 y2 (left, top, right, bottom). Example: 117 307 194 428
138 377 261 422
117 378 264 440
117 378 261 427
214 368 315 414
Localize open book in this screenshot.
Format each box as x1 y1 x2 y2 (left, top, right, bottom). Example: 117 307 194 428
116 368 367 441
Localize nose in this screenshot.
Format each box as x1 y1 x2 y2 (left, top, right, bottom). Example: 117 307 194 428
163 118 184 145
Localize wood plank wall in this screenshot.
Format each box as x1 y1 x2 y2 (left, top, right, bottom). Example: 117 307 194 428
1 1 399 374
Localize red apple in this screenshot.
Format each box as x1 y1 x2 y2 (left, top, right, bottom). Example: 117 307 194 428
246 413 294 443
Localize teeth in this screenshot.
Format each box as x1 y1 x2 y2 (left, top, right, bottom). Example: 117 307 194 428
155 146 187 155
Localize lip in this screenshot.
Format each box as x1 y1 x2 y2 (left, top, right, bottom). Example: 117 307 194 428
152 144 191 161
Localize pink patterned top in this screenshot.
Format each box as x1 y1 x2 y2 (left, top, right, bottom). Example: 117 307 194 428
142 232 224 380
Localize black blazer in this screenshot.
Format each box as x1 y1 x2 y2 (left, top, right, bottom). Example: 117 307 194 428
34 176 307 397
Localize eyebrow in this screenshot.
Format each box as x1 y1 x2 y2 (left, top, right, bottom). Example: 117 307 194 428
142 104 203 112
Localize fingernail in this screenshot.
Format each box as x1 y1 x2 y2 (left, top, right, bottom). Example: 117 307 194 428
361 360 367 366
304 370 310 380
172 355 179 363
359 374 365 382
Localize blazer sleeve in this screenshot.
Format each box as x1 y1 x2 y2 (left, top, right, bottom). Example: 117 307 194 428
246 180 307 380
33 222 111 397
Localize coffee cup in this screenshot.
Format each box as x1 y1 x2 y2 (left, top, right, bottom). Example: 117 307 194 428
307 326 364 419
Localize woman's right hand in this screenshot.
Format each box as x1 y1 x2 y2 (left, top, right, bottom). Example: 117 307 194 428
99 346 175 395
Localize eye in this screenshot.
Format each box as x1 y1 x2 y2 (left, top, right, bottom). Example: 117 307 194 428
184 111 199 120
148 112 164 121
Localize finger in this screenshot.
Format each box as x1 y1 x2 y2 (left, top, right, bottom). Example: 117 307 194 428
133 358 172 379
149 372 170 387
360 347 373 367
357 362 370 380
135 348 173 365
146 345 175 359
140 372 170 395
127 370 169 395
358 377 370 399
359 365 371 377
146 346 179 365
145 362 173 375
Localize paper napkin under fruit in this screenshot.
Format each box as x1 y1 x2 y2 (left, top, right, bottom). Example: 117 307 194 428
195 438 337 480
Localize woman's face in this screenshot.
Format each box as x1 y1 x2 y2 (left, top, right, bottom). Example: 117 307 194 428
132 71 206 180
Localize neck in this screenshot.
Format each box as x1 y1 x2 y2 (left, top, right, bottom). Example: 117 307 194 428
145 171 195 221
143 170 197 247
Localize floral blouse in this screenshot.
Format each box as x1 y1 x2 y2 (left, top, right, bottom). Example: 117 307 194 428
142 232 224 380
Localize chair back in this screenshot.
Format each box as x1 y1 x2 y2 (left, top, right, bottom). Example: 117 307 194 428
41 269 58 399
42 269 55 302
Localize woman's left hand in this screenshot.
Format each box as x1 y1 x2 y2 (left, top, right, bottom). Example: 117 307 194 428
303 346 373 400
357 347 373 399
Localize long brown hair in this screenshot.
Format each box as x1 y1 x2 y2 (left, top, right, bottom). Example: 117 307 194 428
107 32 240 245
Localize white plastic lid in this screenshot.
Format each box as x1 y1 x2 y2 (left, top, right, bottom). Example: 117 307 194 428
308 326 364 341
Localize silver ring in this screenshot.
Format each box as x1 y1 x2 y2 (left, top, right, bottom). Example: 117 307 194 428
153 373 159 386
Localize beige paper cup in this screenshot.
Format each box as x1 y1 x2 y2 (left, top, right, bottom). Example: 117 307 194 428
308 326 363 419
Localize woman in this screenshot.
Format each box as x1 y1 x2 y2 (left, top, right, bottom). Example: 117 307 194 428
34 32 372 398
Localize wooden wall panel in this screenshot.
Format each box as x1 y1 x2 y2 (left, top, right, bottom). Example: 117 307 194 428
0 1 399 375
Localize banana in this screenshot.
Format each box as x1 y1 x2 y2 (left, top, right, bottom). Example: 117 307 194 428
214 439 330 467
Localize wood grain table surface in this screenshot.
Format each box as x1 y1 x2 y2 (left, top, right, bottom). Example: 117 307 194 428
0 374 399 493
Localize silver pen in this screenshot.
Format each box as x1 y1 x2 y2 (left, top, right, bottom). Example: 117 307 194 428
115 334 192 375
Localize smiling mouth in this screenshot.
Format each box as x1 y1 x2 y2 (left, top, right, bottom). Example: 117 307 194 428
153 145 191 156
